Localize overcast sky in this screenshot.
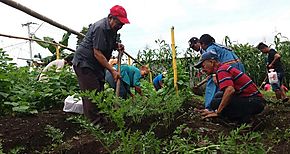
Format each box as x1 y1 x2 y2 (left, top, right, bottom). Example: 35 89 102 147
0 0 290 66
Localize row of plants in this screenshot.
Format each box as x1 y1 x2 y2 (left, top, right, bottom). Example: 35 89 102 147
69 115 266 153
0 49 79 115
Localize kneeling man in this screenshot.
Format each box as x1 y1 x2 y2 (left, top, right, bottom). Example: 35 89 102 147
195 51 265 123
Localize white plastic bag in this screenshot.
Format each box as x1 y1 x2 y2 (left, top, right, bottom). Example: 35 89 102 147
63 95 83 114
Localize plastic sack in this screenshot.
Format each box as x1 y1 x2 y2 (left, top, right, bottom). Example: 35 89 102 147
63 95 83 114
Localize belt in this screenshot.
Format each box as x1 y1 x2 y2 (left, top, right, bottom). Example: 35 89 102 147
223 59 240 65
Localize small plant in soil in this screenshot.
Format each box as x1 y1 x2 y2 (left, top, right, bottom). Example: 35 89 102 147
45 125 64 147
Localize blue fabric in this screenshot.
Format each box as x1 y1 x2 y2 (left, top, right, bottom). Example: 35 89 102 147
105 65 142 99
205 43 239 64
205 76 218 109
114 65 141 87
153 74 163 90
204 43 245 108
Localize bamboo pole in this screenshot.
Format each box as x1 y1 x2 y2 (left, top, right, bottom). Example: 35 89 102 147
127 56 131 65
56 45 60 59
0 0 142 65
0 33 75 52
0 0 83 37
171 27 178 95
116 52 123 97
149 71 153 83
124 51 142 65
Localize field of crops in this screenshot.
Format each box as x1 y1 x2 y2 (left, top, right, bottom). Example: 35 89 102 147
0 35 289 153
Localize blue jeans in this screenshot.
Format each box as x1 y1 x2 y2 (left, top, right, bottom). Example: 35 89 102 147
271 72 284 91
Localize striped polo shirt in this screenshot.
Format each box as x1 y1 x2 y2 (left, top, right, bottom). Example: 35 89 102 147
216 64 262 97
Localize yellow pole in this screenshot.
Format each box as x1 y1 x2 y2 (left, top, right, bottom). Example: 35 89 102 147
128 56 131 65
56 45 60 59
149 71 153 83
171 27 178 95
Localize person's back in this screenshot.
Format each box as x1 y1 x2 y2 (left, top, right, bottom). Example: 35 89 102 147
207 43 239 64
38 59 65 81
117 65 141 87
268 49 284 73
217 64 261 97
105 64 148 99
73 18 117 78
153 74 163 90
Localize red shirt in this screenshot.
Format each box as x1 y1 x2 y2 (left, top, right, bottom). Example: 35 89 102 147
217 64 262 97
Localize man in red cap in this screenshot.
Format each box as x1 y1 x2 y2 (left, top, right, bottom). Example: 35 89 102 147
73 5 130 124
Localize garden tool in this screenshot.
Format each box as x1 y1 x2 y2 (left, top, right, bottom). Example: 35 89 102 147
116 51 123 97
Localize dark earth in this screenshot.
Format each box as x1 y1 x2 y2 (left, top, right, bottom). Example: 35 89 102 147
0 99 289 154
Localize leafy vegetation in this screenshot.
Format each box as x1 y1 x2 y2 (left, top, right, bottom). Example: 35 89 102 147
0 48 78 115
0 33 289 153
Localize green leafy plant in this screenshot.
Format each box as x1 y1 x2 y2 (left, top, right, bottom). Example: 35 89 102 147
218 124 265 153
0 52 79 115
0 140 3 154
8 146 25 154
69 115 116 153
45 125 64 145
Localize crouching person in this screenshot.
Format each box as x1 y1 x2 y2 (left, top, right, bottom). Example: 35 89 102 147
105 65 150 99
195 51 265 123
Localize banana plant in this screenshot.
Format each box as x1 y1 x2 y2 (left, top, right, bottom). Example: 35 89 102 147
33 32 71 63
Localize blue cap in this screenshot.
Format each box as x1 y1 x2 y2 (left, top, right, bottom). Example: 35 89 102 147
194 51 218 68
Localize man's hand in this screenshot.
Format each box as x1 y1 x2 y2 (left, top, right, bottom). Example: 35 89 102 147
267 64 273 69
134 86 142 96
111 70 121 81
202 112 218 119
201 109 215 116
194 108 219 119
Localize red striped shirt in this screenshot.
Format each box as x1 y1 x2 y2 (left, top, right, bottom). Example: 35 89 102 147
217 64 262 97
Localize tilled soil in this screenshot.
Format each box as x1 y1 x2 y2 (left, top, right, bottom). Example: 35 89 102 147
0 100 289 153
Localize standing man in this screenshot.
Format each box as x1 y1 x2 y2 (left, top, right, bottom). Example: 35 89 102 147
257 42 289 102
195 51 265 123
73 5 130 124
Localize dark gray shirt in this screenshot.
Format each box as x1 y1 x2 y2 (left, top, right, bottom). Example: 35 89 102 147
73 17 117 78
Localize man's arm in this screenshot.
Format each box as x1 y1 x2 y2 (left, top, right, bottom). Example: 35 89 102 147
203 86 235 118
159 80 163 88
93 48 119 80
216 86 235 114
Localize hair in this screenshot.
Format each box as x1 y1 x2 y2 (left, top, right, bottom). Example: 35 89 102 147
64 53 74 63
140 65 150 73
257 42 268 50
189 37 199 45
199 34 215 46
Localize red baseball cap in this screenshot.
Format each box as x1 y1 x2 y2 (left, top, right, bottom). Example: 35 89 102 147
110 5 130 24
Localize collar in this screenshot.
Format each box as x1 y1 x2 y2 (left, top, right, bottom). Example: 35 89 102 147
104 17 112 30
